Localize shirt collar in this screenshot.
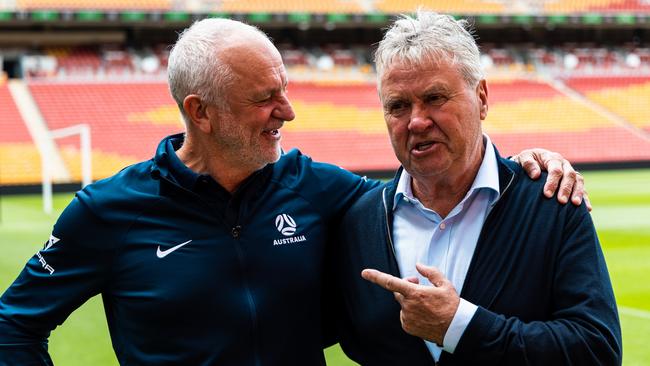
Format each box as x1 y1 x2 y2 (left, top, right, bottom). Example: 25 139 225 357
393 134 500 210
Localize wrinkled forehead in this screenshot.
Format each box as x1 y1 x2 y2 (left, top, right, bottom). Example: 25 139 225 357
380 56 460 88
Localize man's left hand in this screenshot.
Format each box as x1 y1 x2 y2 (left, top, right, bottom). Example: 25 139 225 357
512 148 591 211
361 263 459 345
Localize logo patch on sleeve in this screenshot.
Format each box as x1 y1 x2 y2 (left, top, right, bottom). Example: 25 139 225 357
36 234 59 275
44 235 60 251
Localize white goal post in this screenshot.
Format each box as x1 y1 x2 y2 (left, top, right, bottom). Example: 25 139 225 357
42 124 92 214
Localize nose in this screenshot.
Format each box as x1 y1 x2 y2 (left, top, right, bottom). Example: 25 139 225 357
272 93 296 122
408 103 432 133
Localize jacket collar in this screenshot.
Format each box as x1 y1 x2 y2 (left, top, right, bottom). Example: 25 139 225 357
150 133 274 201
151 133 183 182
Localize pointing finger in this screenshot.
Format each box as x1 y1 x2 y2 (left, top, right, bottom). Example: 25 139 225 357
362 269 416 296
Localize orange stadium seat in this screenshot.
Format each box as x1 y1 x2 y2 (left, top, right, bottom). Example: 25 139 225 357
0 83 42 185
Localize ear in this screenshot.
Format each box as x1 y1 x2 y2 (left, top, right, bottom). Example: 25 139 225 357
182 95 213 134
476 79 488 120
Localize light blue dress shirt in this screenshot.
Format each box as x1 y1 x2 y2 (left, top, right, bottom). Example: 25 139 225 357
392 135 500 361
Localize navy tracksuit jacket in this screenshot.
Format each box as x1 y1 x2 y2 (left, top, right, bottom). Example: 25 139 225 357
0 134 378 365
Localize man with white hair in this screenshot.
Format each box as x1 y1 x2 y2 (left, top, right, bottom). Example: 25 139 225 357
334 11 621 365
0 17 587 365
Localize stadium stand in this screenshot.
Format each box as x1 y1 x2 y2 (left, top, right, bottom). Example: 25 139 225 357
544 0 650 14
0 82 41 185
486 78 650 163
26 81 180 181
16 0 172 11
20 44 650 82
5 0 650 13
23 46 167 80
282 78 650 169
566 76 650 133
374 0 504 14
4 64 650 184
2 2 650 186
219 0 364 13
282 82 397 171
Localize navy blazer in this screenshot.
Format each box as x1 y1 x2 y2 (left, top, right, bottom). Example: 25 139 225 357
332 149 622 366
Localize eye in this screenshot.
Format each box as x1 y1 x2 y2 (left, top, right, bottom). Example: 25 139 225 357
255 95 272 104
386 100 408 114
425 94 446 105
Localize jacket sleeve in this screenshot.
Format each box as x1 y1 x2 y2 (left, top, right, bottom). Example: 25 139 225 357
0 196 114 365
305 160 381 220
453 209 622 366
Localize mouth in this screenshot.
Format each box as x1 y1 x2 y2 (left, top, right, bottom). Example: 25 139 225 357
409 140 441 157
413 141 435 152
262 127 282 140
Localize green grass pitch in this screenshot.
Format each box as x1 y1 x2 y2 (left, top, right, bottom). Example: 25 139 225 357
1 169 649 365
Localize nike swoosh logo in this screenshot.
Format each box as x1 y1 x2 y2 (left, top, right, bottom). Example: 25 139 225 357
156 240 192 259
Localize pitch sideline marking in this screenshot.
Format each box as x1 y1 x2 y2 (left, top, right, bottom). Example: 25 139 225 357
619 306 650 320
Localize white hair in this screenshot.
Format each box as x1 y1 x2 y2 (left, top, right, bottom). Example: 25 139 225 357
167 18 269 118
375 10 483 88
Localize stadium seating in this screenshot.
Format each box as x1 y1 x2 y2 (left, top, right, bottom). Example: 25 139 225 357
8 76 650 184
374 0 504 14
566 76 650 133
6 0 650 13
485 78 650 163
16 0 171 11
0 83 42 185
281 82 397 171
21 45 650 82
27 82 180 181
208 0 364 13
2 73 649 185
282 78 650 169
544 0 650 14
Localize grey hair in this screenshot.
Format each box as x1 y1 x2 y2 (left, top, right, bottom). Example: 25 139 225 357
375 10 483 88
167 18 269 119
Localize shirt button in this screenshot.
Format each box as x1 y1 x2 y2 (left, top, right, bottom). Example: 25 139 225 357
403 197 410 203
439 223 446 230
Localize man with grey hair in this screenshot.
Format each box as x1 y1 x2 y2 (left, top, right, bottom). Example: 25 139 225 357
0 16 587 365
334 11 621 366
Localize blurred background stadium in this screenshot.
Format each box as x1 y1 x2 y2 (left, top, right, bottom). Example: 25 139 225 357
0 1 649 365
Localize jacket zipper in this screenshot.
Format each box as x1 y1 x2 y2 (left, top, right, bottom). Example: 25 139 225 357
158 174 262 365
231 226 262 366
